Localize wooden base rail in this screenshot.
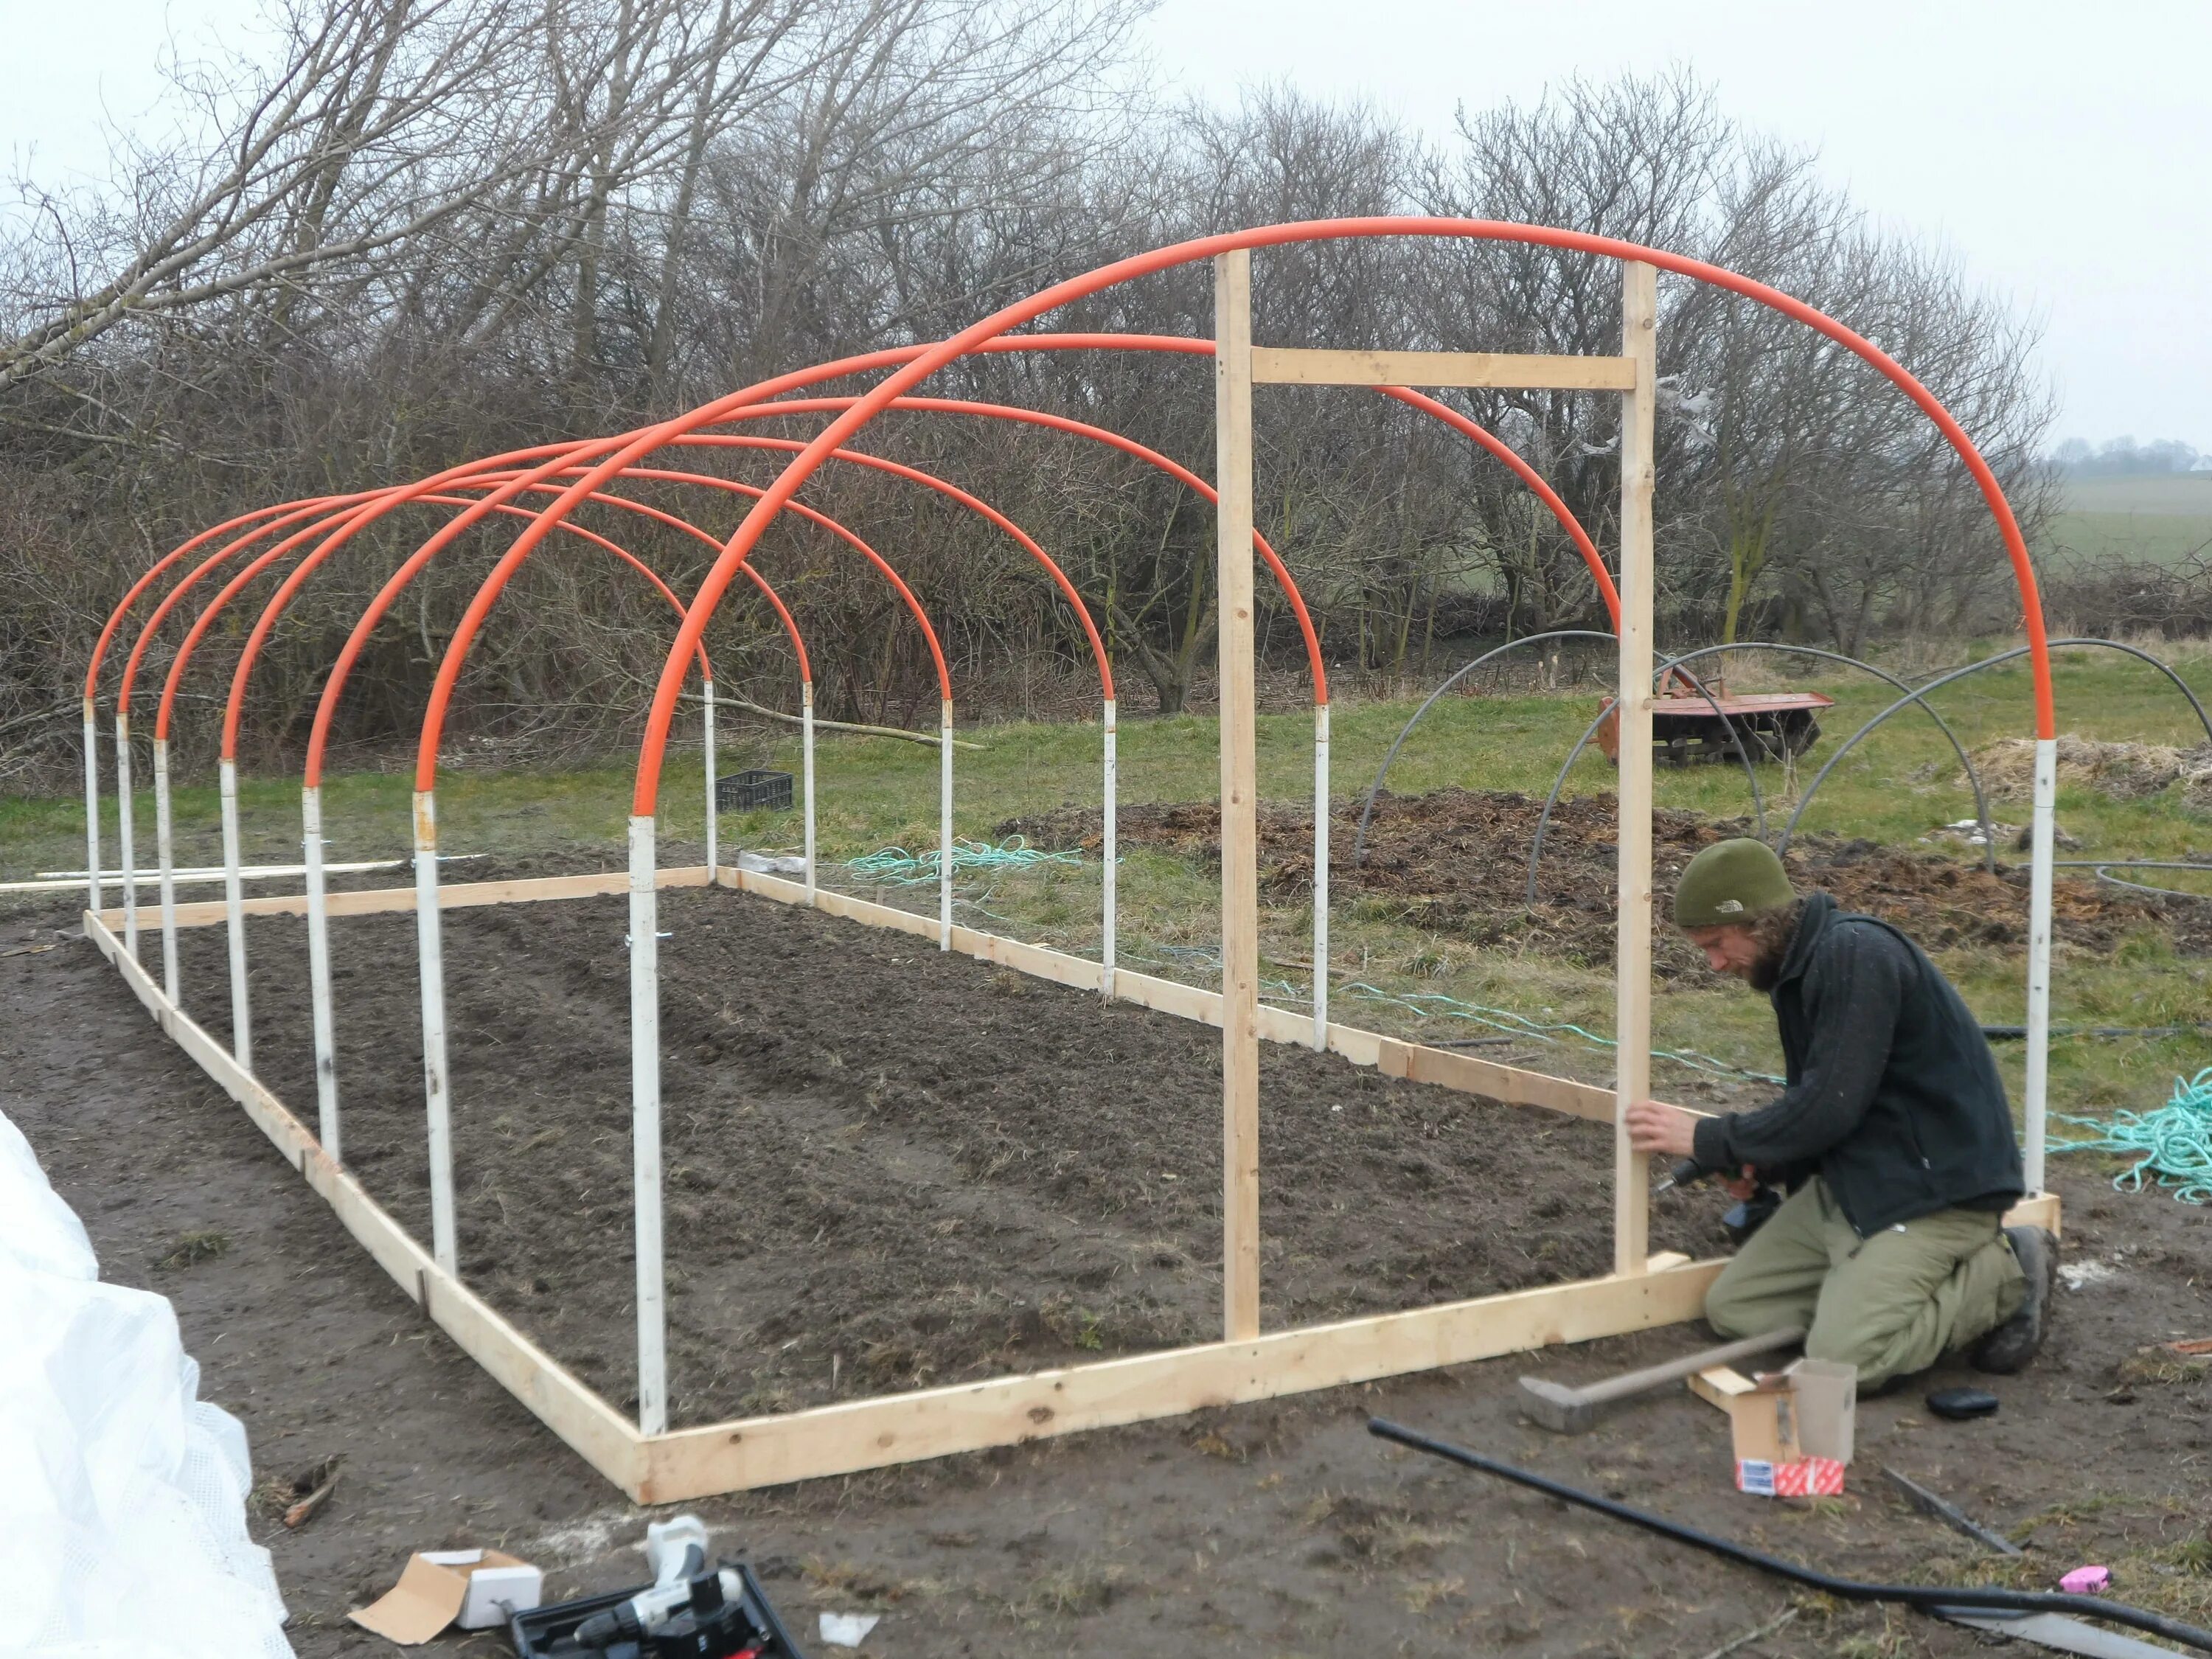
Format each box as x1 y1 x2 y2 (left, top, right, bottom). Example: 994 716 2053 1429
86 872 2055 1500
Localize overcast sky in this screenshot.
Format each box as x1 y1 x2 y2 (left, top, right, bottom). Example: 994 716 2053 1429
5 0 2205 450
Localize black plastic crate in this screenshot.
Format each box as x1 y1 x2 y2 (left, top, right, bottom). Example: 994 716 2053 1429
716 769 793 813
508 1559 804 1658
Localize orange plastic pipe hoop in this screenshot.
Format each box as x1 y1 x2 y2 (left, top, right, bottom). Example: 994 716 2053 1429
624 218 2052 816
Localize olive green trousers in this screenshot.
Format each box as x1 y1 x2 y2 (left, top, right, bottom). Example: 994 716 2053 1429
1704 1177 2025 1389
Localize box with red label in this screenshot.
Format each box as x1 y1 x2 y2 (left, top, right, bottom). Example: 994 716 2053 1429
1735 1454 1846 1497
1725 1358 1855 1498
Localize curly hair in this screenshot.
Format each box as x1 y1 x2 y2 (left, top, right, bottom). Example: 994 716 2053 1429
1745 898 1807 992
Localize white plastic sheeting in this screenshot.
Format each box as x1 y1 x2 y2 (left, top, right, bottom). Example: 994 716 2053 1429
0 1109 292 1658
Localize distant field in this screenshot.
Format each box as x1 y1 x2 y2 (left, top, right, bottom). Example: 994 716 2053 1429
2039 471 2212 568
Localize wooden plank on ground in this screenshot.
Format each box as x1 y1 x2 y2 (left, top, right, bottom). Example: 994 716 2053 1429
2004 1190 2062 1237
1377 1037 1617 1121
1249 347 1637 391
636 1256 1725 1501
83 910 648 1495
106 865 713 930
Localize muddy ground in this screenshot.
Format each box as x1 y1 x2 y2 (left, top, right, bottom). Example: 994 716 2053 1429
1004 787 2208 973
7 900 2211 1657
161 874 1707 1426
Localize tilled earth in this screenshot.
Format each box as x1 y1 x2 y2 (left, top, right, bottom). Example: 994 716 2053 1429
164 874 1704 1427
7 890 2211 1657
1003 787 2205 973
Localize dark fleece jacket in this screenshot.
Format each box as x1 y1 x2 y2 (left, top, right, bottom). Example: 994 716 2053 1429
1689 892 2023 1235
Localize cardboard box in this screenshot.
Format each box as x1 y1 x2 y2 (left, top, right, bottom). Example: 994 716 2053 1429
350 1548 544 1644
1728 1357 1855 1498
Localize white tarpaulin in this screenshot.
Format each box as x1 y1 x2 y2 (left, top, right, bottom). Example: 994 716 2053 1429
0 1109 292 1658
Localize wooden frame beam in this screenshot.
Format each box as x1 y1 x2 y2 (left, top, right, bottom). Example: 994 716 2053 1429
1613 261 1660 1276
95 863 712 931
1215 251 1262 1344
1250 347 1636 391
88 874 2061 1500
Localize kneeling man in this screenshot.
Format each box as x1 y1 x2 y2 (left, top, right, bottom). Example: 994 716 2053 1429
1624 838 2056 1390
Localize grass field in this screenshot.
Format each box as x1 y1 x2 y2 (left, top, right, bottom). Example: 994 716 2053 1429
2039 472 2212 568
9 640 2211 1155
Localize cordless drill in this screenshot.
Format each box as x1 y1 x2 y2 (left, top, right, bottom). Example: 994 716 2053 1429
1654 1156 1778 1245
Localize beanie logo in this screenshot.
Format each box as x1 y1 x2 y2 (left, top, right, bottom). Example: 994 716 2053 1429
1717 898 1744 914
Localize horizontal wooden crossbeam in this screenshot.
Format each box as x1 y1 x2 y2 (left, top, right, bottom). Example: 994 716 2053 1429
636 1254 1726 1500
1251 347 1638 391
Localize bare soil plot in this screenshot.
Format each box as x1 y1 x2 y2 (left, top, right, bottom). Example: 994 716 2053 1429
167 878 1705 1427
1005 787 2205 967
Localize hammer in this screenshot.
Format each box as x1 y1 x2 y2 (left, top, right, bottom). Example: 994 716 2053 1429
1517 1326 1806 1434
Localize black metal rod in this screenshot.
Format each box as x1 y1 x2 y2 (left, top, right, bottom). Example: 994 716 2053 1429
1366 1418 2212 1652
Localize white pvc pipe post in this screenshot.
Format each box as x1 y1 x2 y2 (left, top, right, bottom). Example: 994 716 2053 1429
218 758 252 1071
1101 698 1117 1000
702 679 718 883
303 785 340 1161
801 684 817 902
412 790 457 1273
939 697 953 950
82 699 102 918
1312 702 1330 1049
627 813 667 1434
115 713 137 960
153 739 179 1003
2023 736 2056 1194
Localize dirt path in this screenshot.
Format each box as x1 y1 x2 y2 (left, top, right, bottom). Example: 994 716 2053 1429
7 901 2210 1657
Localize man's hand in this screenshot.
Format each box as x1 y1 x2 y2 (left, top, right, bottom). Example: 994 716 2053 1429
1624 1099 1700 1158
1720 1164 1759 1200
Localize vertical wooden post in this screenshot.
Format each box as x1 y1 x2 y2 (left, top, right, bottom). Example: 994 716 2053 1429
1614 260 1659 1276
1214 250 1262 1342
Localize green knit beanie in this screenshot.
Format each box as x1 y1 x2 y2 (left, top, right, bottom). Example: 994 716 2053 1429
1673 837 1795 928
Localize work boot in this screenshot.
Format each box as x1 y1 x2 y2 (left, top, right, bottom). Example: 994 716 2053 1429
1971 1226 2058 1374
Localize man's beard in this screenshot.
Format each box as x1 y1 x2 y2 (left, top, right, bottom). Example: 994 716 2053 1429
1744 901 1803 992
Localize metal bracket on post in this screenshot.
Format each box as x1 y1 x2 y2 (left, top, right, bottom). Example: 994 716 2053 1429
219 757 253 1072
801 684 818 904
1312 702 1330 1050
2023 737 2057 1193
703 679 719 884
628 813 668 1435
413 790 456 1273
303 785 341 1162
82 698 103 919
116 712 138 961
939 698 954 950
1101 697 1117 1001
153 738 179 1003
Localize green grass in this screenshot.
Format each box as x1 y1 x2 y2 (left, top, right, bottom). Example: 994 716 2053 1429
10 639 2211 1130
2038 473 2212 569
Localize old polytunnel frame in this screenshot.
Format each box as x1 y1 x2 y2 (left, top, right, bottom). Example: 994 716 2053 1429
77 219 2063 1503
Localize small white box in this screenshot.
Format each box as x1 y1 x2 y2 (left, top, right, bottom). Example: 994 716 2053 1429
420 1551 545 1630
